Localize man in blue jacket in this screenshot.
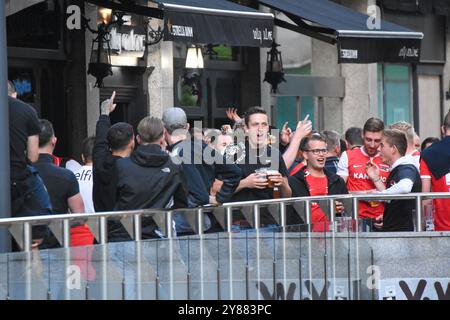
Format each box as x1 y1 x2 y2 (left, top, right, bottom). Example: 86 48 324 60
163 107 241 234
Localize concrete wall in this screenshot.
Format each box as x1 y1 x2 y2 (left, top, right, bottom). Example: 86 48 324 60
443 16 450 121
311 39 343 132
418 75 442 138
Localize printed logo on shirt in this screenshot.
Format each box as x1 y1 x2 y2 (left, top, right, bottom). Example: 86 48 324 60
75 169 92 181
352 172 387 183
224 142 246 164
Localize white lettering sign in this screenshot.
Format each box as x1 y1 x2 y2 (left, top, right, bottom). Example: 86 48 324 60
170 25 194 38
398 46 419 59
109 28 145 53
252 27 273 44
341 49 358 59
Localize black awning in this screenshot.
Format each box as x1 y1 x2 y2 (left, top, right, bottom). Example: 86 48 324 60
257 0 424 63
156 0 274 47
85 0 274 47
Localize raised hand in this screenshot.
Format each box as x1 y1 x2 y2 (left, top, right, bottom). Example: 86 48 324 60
293 114 312 139
225 107 242 123
100 91 117 116
280 122 293 145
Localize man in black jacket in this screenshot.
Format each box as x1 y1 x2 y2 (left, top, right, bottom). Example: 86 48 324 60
114 116 188 239
163 107 241 234
289 134 348 231
92 92 135 241
92 91 135 212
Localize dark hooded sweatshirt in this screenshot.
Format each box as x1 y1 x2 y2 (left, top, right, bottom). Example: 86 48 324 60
168 137 241 207
113 144 188 240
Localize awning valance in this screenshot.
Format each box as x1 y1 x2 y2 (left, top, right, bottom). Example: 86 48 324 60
85 0 274 47
257 0 424 63
157 0 274 47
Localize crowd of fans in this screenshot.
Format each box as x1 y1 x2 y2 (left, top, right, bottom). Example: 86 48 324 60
7 80 450 251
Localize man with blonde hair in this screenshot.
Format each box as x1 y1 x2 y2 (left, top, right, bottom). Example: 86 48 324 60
366 129 421 231
389 121 420 170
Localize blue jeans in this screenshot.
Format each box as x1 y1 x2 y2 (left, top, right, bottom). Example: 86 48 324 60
11 165 52 242
173 212 211 235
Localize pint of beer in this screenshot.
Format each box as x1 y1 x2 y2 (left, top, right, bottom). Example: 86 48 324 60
266 170 279 188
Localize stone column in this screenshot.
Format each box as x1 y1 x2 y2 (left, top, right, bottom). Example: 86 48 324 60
85 3 100 136
147 19 174 118
340 0 378 132
311 38 343 132
260 5 274 119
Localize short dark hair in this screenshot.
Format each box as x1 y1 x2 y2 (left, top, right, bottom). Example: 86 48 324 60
345 127 363 147
82 136 95 163
302 133 327 151
321 130 340 152
363 117 384 134
340 139 347 153
444 109 450 130
38 119 54 147
107 122 134 151
244 106 267 126
383 129 407 156
421 137 439 152
137 116 164 144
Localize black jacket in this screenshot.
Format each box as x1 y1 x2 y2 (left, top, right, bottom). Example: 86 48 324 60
114 144 188 239
169 138 241 206
289 168 349 198
288 168 348 225
92 115 121 212
383 164 421 232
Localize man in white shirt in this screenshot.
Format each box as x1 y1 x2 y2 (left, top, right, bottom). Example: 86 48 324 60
73 137 95 213
365 129 421 231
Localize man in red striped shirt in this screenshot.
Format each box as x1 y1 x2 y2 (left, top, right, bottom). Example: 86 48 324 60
337 118 390 225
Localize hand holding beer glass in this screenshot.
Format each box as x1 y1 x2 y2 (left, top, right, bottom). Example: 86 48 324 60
266 169 282 188
255 168 283 198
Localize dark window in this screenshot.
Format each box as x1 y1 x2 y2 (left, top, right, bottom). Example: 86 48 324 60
7 0 61 49
8 68 36 103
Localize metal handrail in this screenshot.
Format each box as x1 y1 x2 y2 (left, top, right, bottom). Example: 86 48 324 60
1 192 449 251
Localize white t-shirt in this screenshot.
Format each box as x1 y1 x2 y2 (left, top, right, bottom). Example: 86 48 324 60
65 159 82 172
73 165 95 213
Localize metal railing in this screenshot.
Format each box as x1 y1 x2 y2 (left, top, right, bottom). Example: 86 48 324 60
1 192 449 252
